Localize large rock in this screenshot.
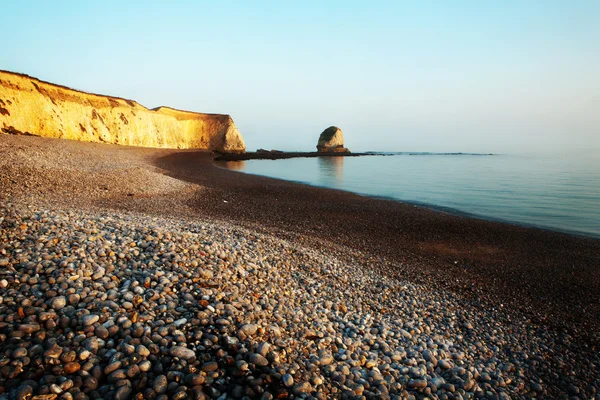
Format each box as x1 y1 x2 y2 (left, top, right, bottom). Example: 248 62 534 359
0 70 245 153
316 126 349 153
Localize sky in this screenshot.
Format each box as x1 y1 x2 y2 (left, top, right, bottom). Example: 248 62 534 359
2 0 599 153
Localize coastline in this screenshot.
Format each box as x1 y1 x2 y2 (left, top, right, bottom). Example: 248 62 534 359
2 135 599 335
215 163 600 240
1 135 599 398
159 152 600 337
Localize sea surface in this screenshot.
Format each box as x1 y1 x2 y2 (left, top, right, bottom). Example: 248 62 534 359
219 153 600 238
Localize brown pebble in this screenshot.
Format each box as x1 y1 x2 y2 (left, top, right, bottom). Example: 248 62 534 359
64 362 81 374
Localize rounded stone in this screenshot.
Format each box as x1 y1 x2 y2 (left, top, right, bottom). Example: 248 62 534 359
282 374 294 388
82 315 99 326
249 353 269 367
49 296 67 310
293 382 313 395
64 362 81 374
153 375 168 394
15 384 33 400
201 361 219 372
169 346 195 360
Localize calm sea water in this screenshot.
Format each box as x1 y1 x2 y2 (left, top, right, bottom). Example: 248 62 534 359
219 153 600 238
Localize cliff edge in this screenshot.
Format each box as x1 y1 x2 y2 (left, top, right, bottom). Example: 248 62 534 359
0 71 245 152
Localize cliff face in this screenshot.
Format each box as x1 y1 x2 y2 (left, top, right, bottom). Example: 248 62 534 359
0 71 245 152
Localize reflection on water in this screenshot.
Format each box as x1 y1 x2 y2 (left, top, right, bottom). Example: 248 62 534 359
318 156 344 185
217 161 246 171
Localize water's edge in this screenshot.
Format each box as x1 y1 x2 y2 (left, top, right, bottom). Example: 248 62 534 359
216 162 600 241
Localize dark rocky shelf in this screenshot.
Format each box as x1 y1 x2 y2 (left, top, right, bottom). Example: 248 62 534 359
214 151 379 161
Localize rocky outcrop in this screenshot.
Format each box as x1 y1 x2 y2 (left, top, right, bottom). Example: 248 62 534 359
0 70 245 152
316 126 349 153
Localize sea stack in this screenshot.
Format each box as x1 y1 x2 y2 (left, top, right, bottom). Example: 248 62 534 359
316 126 350 153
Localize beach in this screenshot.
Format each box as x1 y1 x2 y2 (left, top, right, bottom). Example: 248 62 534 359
1 134 599 399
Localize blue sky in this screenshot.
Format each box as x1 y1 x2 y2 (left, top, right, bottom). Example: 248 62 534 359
3 1 599 153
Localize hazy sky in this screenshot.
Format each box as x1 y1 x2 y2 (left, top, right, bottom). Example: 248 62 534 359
3 1 599 153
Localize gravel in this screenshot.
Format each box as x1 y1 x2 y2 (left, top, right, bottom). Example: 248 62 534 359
0 200 598 399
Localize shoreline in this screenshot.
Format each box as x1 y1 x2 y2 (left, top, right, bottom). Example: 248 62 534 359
157 151 600 339
215 163 600 241
2 135 598 336
2 135 599 335
1 135 599 397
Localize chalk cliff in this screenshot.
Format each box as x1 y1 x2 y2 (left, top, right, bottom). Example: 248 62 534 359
0 71 245 152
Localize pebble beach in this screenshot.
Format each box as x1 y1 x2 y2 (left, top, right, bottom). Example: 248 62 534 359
1 135 599 399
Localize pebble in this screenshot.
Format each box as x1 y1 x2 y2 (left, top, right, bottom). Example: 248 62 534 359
0 201 595 399
293 382 313 395
48 296 66 310
201 361 219 372
96 324 110 339
198 269 213 279
92 267 105 280
238 324 258 336
15 384 33 400
409 379 428 389
153 375 168 394
249 353 269 367
169 346 196 360
185 374 205 386
82 314 99 326
64 362 80 374
18 324 41 333
282 374 294 387
136 344 150 357
114 385 132 400
257 342 270 356
139 360 152 372
318 354 334 366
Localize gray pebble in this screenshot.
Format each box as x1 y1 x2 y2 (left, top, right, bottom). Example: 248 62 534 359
249 353 269 367
49 296 67 310
82 315 99 326
169 346 196 360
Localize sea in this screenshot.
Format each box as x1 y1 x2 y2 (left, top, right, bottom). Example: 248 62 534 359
219 152 600 239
